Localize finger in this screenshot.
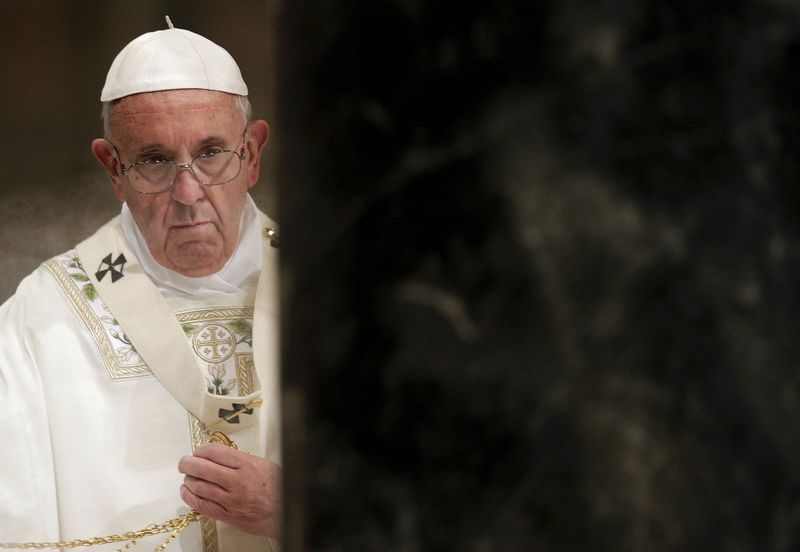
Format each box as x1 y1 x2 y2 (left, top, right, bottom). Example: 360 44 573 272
178 455 236 490
183 474 230 505
193 443 251 469
180 484 230 522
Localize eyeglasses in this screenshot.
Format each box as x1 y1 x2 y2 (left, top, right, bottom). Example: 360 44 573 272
113 130 247 195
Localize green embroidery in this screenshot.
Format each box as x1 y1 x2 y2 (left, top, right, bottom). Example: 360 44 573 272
109 328 132 346
206 364 237 396
45 250 149 378
229 319 253 346
182 323 199 338
82 283 97 301
50 249 257 390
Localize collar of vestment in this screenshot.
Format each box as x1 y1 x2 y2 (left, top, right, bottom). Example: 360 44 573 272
75 206 280 462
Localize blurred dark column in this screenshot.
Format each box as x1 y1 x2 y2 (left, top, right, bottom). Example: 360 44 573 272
279 3 565 550
279 1 800 551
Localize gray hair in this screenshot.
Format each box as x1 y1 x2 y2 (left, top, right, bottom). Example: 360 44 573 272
101 93 252 142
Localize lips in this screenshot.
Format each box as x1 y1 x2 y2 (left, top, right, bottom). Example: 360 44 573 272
171 221 214 235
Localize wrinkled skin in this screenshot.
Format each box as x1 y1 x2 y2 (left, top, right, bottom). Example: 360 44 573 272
91 89 270 276
178 444 281 538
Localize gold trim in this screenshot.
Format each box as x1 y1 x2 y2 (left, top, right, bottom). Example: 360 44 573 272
235 353 255 395
189 413 220 552
188 412 207 449
42 258 151 380
43 258 254 383
176 307 254 324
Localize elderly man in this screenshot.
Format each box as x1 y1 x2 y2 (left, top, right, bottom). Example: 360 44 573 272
0 20 280 552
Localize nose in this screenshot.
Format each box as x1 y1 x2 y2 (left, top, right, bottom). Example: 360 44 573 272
170 163 205 205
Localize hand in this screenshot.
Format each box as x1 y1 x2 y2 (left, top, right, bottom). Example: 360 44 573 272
178 443 281 538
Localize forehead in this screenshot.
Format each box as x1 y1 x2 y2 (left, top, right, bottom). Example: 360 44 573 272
110 89 241 146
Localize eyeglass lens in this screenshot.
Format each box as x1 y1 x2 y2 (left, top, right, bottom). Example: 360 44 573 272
128 151 242 193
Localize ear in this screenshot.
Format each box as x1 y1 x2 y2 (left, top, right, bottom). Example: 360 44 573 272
91 138 126 202
243 119 270 189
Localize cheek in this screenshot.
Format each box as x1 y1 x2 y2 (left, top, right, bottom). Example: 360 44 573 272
128 198 171 242
212 188 248 228
132 202 159 226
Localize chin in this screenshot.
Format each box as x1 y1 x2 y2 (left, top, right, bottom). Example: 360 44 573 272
168 243 227 276
172 258 227 277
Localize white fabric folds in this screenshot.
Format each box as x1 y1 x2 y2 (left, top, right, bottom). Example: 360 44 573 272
0 208 280 551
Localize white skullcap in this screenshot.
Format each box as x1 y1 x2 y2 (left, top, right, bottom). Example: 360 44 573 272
100 19 248 102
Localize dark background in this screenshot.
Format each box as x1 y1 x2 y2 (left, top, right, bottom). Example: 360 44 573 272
279 1 800 551
0 1 278 302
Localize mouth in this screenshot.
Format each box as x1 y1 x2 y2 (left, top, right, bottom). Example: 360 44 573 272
171 221 213 233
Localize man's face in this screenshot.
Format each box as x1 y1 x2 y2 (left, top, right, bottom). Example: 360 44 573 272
93 89 268 277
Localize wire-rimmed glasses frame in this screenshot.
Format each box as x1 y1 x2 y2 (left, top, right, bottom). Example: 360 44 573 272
111 128 249 196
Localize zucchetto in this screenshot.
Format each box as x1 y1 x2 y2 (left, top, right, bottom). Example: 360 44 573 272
100 18 248 102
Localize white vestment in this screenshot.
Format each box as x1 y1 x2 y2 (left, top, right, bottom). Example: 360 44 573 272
0 198 280 552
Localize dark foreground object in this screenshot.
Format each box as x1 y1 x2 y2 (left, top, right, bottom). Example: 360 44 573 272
279 2 800 550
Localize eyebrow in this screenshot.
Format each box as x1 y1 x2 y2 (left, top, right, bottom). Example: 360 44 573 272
198 135 233 147
132 135 235 156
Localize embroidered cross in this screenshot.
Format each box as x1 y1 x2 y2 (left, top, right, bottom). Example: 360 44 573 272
206 399 263 432
95 253 127 283
218 403 255 424
197 325 235 361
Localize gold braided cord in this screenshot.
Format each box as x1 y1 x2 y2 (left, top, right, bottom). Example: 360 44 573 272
0 401 262 551
0 510 200 550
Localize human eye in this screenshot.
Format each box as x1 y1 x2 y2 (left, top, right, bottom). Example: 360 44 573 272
196 147 225 159
138 154 171 166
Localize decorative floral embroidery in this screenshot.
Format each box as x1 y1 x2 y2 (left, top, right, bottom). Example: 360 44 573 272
206 363 237 395
182 317 255 396
228 320 253 347
44 251 148 378
45 250 256 394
